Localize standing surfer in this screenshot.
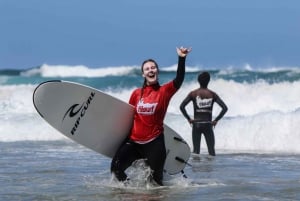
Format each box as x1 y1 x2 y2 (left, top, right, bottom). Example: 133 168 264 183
111 47 192 186
180 72 228 157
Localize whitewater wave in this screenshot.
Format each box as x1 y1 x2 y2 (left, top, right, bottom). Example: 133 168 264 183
21 64 138 78
1 79 300 117
1 67 300 153
15 64 300 85
20 64 204 78
0 82 299 154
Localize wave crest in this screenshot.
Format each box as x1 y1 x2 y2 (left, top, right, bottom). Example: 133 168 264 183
21 64 138 78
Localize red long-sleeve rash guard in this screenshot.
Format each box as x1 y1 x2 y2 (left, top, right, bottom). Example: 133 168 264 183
129 81 177 142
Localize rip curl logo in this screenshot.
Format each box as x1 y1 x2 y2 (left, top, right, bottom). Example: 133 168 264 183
196 96 213 109
62 91 95 135
137 99 157 115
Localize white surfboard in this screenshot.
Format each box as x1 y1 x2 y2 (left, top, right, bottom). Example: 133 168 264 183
33 80 190 175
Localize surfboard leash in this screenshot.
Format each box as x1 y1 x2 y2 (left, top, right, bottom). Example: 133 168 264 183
181 170 188 178
175 156 192 178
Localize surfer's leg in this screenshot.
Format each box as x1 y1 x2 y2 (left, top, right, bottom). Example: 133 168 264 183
111 141 140 182
143 134 166 186
203 125 215 156
192 123 201 154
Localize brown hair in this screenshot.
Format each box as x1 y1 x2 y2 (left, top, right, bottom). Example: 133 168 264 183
140 59 159 100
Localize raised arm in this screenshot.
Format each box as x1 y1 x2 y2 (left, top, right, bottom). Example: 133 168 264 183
173 47 192 89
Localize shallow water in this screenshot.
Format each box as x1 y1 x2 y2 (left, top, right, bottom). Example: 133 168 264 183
1 141 300 201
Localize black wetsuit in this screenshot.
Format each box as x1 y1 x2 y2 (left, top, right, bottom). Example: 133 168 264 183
111 134 166 185
180 87 227 156
111 56 186 186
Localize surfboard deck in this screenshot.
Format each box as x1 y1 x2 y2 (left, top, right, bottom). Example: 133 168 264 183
33 80 190 175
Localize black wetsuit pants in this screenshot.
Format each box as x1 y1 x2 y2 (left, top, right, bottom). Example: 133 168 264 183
110 134 166 185
192 122 215 156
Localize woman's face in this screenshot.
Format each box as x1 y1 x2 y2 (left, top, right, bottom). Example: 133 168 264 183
142 61 158 85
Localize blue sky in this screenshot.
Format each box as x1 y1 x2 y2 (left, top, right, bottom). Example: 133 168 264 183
1 0 300 69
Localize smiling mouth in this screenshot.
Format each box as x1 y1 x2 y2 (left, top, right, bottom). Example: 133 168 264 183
148 73 156 78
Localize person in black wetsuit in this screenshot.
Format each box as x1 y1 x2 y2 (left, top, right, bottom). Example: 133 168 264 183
180 72 228 156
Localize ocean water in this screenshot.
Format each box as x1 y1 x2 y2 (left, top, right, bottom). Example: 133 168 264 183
1 64 300 200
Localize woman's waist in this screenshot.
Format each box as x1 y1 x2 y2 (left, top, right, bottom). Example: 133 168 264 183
130 126 162 142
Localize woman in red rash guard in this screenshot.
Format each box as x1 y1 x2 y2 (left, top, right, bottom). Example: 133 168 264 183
111 47 192 186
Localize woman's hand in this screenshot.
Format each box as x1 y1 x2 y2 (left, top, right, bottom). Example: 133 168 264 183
177 46 192 57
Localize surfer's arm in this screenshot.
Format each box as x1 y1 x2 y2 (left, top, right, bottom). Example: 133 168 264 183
180 95 193 123
173 47 191 89
213 95 228 123
173 56 186 89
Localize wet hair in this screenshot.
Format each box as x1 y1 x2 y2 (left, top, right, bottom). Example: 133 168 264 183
198 71 210 88
140 59 159 100
141 59 159 73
